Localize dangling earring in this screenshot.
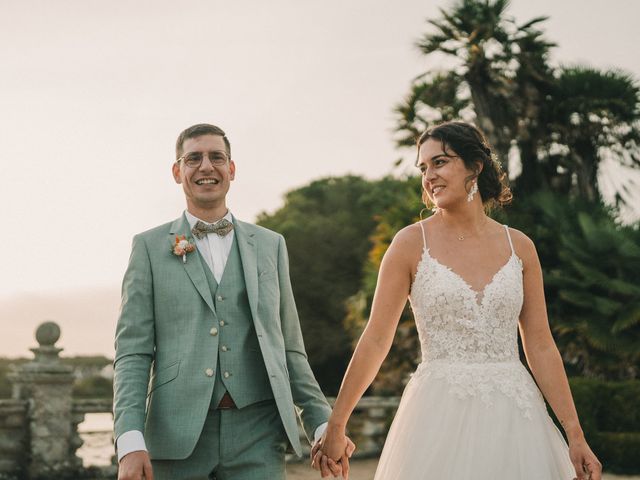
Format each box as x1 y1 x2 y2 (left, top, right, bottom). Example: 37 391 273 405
467 180 478 203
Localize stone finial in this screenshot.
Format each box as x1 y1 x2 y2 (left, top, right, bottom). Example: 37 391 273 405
35 321 61 347
30 321 64 365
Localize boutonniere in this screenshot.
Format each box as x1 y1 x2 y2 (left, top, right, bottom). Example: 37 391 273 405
172 235 196 264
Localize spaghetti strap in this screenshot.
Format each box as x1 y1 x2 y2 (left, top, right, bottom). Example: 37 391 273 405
419 221 428 250
503 225 514 255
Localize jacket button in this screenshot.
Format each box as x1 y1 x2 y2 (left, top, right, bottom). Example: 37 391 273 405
217 295 224 301
223 371 230 379
205 368 214 377
210 327 218 336
221 345 228 352
219 320 226 327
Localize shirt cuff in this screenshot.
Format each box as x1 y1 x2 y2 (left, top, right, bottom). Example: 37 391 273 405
313 422 328 444
116 430 147 462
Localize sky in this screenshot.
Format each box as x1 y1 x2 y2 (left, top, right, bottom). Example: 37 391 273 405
1 0 639 357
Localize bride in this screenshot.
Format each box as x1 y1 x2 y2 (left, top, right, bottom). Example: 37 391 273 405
313 122 601 480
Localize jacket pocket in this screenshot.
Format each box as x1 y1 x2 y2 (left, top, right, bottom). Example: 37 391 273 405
258 269 277 281
147 360 180 396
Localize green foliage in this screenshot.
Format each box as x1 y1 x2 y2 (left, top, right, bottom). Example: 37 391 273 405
394 72 468 146
547 67 640 202
595 433 640 474
396 0 640 204
257 176 420 394
499 192 640 379
569 378 640 473
61 355 112 369
0 357 113 399
344 177 424 394
402 0 557 188
72 376 113 399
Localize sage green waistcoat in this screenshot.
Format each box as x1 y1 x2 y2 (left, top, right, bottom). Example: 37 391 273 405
201 236 274 409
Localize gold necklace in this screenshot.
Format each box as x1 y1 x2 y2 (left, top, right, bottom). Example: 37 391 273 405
439 211 488 241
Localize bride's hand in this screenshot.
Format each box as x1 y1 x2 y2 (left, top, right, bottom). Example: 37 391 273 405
568 437 601 480
311 425 355 478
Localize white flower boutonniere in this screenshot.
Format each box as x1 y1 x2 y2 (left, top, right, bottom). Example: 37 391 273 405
172 235 196 264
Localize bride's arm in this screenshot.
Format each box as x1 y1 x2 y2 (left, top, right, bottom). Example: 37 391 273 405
515 230 602 480
317 227 417 461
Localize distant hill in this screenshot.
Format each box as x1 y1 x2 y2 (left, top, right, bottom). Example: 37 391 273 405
0 287 120 358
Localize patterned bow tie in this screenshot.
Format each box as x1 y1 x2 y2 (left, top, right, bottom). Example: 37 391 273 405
191 219 234 239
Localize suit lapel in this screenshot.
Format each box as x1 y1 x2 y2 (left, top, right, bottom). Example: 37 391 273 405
234 218 259 322
169 214 215 314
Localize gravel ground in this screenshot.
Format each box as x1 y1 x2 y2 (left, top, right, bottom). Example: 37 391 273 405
286 459 638 480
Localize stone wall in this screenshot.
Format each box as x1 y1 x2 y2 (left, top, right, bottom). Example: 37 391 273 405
0 400 27 477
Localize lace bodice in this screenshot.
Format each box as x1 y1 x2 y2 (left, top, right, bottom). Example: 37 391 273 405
408 224 542 418
410 248 522 363
410 241 523 364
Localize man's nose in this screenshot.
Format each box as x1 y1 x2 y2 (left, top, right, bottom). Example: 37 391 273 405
198 154 215 170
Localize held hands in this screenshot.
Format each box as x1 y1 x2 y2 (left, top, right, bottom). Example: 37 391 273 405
568 437 602 480
310 424 356 479
118 450 153 480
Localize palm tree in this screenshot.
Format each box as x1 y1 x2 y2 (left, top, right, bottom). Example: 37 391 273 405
394 71 468 148
398 0 555 184
545 67 640 204
396 0 640 208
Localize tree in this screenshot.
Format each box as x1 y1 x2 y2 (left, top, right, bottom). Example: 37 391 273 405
257 175 419 394
344 177 424 394
510 193 640 380
397 0 555 184
395 0 640 207
546 67 640 203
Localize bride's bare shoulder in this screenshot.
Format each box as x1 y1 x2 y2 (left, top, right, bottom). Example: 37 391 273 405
386 220 429 261
505 227 538 263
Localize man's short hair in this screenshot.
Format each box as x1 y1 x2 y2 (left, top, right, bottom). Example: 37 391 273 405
175 123 231 160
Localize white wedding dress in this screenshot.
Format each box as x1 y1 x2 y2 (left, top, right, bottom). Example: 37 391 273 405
374 224 575 479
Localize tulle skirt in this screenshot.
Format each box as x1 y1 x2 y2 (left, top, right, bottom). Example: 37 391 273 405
374 361 575 480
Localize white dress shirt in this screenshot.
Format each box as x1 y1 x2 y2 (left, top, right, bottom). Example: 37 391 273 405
116 210 326 461
185 210 234 283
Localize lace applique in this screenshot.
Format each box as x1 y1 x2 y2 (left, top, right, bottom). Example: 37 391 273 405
410 361 544 419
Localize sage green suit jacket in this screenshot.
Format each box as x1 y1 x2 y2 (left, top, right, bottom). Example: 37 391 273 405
113 214 331 459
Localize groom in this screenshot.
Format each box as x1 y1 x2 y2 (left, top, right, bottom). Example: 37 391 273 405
113 123 352 479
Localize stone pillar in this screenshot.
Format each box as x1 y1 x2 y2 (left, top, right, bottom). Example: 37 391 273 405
9 321 81 479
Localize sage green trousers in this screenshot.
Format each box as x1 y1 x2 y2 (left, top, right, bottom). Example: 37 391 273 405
151 399 288 480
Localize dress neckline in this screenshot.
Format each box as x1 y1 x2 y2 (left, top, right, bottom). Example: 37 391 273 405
424 248 519 307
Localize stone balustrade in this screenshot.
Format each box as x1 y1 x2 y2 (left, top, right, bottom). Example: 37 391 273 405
0 322 400 478
0 400 27 476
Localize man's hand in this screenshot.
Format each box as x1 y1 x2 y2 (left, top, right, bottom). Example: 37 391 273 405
311 432 356 479
118 450 153 480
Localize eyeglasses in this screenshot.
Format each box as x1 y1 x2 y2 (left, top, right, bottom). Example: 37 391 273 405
177 150 230 168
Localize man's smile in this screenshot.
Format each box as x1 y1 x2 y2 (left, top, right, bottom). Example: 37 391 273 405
195 178 220 185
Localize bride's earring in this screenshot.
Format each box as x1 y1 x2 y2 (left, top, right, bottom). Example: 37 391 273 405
467 180 478 203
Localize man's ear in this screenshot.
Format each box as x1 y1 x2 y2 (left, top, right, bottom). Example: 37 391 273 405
172 162 182 184
229 160 236 181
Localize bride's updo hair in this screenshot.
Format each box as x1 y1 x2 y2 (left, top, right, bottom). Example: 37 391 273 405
417 121 512 209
